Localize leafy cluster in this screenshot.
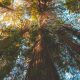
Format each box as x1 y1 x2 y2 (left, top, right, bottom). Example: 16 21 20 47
65 0 80 13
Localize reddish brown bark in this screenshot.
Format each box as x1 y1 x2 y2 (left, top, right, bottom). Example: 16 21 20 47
27 28 60 80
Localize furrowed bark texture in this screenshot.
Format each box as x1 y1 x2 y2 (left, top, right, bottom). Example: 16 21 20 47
27 28 60 80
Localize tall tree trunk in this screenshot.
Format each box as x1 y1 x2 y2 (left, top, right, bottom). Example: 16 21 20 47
27 28 60 80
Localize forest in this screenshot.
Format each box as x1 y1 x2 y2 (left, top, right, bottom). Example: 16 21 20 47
0 0 80 80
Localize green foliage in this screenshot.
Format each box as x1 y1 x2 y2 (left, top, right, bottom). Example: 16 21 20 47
0 59 14 79
65 0 80 13
2 0 12 6
0 29 22 53
29 24 39 43
0 29 24 79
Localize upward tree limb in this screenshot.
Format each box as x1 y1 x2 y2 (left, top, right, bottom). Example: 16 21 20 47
57 27 80 53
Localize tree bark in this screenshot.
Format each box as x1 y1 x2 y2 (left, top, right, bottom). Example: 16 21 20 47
27 28 60 80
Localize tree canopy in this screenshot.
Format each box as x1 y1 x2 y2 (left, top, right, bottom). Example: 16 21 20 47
0 0 80 80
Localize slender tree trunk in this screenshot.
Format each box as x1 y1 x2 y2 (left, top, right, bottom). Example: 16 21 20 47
27 28 60 80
